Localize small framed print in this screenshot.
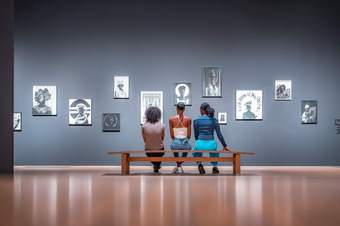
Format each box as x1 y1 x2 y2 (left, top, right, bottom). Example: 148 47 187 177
13 112 22 131
32 86 57 116
102 113 120 132
218 112 227 125
113 76 129 99
236 90 263 120
301 100 317 124
174 83 192 106
69 99 92 126
202 66 222 97
275 80 292 101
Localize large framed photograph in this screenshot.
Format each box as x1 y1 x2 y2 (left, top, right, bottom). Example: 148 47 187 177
69 99 92 126
13 112 22 132
236 90 263 120
301 100 317 124
141 91 163 124
275 80 292 101
174 83 192 105
218 112 227 125
102 113 120 132
32 86 57 116
202 67 222 97
113 76 129 99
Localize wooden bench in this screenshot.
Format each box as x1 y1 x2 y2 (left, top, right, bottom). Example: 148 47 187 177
108 149 255 175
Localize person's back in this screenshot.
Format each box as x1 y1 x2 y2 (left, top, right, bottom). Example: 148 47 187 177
142 121 164 150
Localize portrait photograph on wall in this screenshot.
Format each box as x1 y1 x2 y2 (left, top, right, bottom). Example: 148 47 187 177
102 113 120 132
32 86 57 116
301 100 317 124
140 91 163 124
113 76 129 99
202 67 222 97
69 99 92 126
218 112 227 124
13 112 22 132
236 90 263 120
174 83 192 105
275 80 292 100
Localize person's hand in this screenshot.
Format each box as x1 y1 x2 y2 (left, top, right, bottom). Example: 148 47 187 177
223 146 231 152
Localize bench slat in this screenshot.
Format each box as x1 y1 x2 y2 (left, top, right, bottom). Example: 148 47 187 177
128 157 234 162
108 150 255 156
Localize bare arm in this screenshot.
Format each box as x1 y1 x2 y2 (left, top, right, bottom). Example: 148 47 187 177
187 118 192 139
169 118 175 140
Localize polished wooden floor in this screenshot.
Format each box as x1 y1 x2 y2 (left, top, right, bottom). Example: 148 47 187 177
1 166 340 226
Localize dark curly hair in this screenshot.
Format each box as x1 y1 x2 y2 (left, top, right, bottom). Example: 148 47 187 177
145 106 162 124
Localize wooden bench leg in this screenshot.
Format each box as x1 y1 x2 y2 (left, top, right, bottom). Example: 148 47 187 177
233 153 241 175
121 153 130 175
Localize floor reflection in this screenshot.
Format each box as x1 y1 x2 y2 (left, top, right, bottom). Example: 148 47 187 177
0 166 340 226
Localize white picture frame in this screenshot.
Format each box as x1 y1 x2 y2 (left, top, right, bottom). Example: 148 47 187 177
13 112 22 131
218 112 227 124
174 83 192 105
113 76 129 99
236 90 263 120
69 99 92 126
140 91 163 124
275 80 292 101
32 86 57 116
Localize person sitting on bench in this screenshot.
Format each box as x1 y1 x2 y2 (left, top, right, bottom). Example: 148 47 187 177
193 103 230 174
141 106 165 173
169 102 192 174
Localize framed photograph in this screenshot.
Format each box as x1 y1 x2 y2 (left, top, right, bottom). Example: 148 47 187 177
174 83 192 105
13 112 22 131
32 86 57 116
102 113 120 132
69 99 92 126
202 66 222 97
141 91 163 124
113 76 129 99
236 90 263 120
218 112 227 125
301 100 317 124
275 80 292 100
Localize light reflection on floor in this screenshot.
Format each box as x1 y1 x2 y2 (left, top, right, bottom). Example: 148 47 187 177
1 166 340 226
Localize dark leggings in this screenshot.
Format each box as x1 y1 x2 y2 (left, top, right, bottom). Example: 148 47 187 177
146 152 164 169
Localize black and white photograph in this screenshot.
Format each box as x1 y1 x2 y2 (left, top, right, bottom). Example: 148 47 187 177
13 112 22 131
69 99 92 126
141 91 163 124
236 90 263 120
202 67 222 97
335 119 340 134
275 80 292 100
113 76 129 99
32 86 57 116
301 100 317 124
218 112 227 124
174 83 192 105
102 113 120 132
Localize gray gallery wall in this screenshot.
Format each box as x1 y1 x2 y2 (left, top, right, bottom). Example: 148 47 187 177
14 0 340 165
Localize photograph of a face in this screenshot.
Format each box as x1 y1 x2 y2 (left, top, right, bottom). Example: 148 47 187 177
301 100 317 124
236 90 263 120
32 86 57 116
174 83 192 105
218 112 227 124
13 112 22 131
275 80 292 100
69 99 92 126
202 67 222 97
114 76 129 99
141 91 163 124
102 113 120 132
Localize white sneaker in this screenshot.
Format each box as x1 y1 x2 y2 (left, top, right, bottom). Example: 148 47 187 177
172 166 179 174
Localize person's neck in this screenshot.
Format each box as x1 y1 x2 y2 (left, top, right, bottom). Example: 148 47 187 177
177 113 184 118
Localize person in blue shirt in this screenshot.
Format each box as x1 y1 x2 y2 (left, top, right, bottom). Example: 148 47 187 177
193 103 230 174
